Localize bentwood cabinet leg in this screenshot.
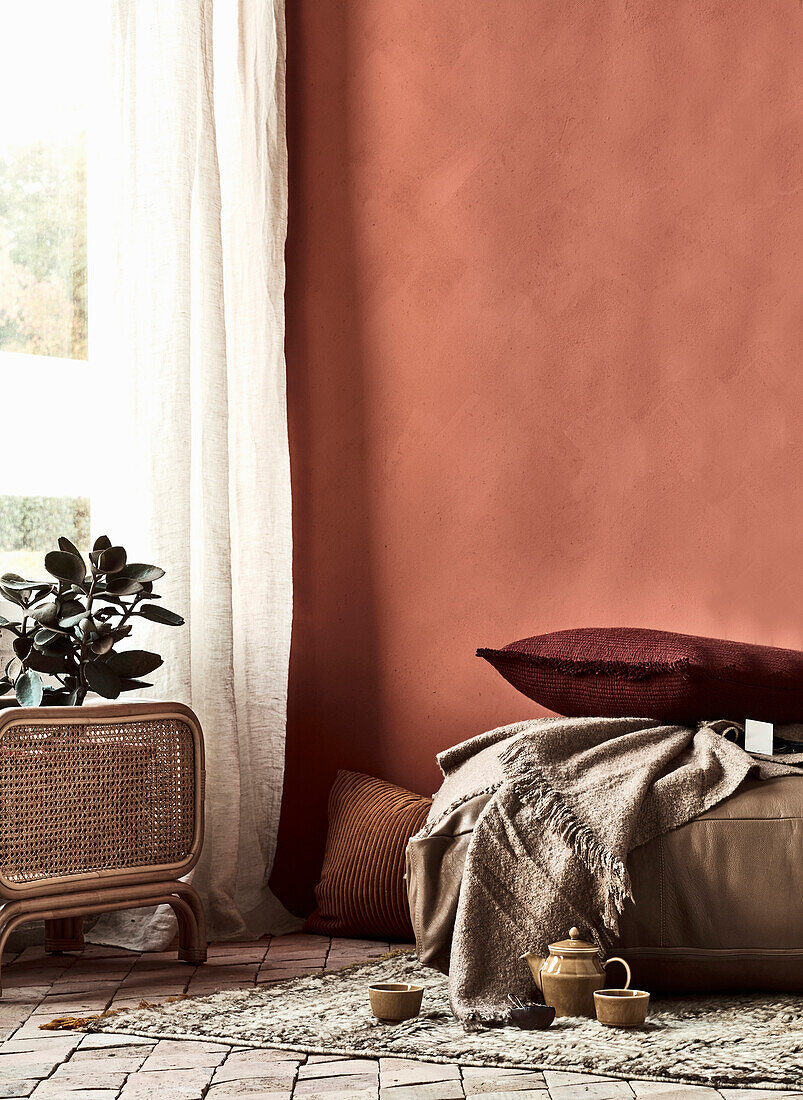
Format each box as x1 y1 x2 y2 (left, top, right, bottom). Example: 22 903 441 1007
45 916 85 954
0 913 7 994
0 904 25 995
171 882 207 965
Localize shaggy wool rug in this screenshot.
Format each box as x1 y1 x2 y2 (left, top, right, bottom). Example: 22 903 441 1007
95 954 803 1090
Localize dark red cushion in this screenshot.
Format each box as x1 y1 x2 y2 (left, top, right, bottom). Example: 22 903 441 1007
478 627 803 723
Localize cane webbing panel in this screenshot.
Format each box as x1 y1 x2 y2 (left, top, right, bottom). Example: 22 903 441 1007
0 717 196 886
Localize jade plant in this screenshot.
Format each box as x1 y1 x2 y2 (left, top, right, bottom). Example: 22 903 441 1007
0 535 183 706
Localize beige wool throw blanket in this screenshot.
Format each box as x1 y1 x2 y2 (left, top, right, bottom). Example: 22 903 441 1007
432 716 802 1026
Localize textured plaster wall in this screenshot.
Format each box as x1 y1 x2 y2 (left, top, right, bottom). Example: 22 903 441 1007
271 0 803 913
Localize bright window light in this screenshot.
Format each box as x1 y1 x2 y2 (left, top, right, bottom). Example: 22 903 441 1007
0 2 96 577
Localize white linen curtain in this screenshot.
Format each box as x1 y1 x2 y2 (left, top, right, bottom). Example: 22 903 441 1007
89 0 298 943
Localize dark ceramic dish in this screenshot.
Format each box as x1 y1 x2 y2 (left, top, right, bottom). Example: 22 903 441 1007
509 1003 555 1030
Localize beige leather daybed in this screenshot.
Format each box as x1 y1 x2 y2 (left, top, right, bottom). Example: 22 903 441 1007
407 774 803 992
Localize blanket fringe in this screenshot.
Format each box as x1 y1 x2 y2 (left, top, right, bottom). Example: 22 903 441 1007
500 737 632 932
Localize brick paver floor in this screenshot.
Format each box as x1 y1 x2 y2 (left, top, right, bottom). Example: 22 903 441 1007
0 933 797 1099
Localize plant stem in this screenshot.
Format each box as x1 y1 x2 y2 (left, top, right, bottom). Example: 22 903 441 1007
117 593 143 630
76 572 99 705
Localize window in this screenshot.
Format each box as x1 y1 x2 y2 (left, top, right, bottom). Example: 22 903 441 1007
0 2 93 577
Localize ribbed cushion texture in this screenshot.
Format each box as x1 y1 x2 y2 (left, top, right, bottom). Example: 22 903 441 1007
478 627 803 723
305 770 431 940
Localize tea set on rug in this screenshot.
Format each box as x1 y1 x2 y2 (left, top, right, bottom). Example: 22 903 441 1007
370 925 649 1030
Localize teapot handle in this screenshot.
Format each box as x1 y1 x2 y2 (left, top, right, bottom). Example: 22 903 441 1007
603 956 631 990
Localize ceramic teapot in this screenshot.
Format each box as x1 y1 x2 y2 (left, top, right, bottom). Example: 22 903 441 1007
521 927 631 1018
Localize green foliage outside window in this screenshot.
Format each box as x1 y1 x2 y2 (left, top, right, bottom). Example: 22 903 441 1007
0 496 90 554
0 138 87 360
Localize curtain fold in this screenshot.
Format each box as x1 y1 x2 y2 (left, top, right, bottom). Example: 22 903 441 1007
89 0 298 944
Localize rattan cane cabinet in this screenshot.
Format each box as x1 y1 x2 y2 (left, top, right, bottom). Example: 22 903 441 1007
0 701 206 992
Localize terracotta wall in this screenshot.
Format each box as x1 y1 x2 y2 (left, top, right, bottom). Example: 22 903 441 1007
271 1 803 914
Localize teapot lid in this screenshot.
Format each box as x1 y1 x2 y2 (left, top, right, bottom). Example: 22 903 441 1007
547 927 599 955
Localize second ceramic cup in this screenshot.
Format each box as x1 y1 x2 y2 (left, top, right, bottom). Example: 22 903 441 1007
593 988 650 1027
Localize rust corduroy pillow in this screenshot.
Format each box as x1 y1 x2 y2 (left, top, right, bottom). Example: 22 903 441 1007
478 626 803 723
304 770 431 940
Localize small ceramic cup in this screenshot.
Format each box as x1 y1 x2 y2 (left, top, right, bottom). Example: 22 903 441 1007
509 1003 555 1030
594 988 650 1027
368 982 424 1022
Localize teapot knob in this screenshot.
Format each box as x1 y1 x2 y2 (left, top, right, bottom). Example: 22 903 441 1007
569 927 582 940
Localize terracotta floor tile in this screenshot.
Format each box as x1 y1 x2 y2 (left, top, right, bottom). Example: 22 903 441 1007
140 1038 230 1071
0 1081 39 1098
118 1066 216 1097
299 1059 379 1080
69 1047 153 1070
207 1083 296 1099
31 1086 120 1099
379 1059 461 1087
380 1081 462 1100
213 1051 303 1082
76 1032 157 1050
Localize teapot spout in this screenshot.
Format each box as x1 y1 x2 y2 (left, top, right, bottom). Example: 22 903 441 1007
520 951 545 991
